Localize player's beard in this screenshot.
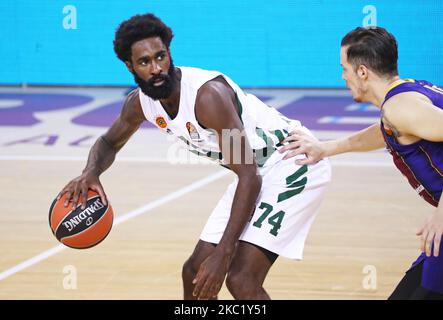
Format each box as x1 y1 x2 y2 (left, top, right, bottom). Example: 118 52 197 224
134 60 177 100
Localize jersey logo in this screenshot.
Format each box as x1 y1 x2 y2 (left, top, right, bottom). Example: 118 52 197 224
155 116 168 129
415 185 424 194
186 122 203 142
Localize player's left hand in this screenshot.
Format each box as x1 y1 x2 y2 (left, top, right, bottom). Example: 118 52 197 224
279 129 325 165
417 210 443 257
192 252 230 300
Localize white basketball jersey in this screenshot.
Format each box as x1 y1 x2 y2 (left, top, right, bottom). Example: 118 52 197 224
138 66 302 168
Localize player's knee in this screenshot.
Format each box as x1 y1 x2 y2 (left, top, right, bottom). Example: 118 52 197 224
225 270 260 299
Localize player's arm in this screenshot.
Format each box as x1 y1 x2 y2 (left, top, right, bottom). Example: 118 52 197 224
191 78 262 300
384 92 443 257
279 123 385 165
57 89 145 209
382 92 443 142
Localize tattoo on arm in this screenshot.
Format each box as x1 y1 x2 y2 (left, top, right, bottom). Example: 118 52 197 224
381 109 401 139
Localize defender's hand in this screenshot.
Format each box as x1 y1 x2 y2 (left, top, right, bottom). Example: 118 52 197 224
279 129 326 165
417 211 443 257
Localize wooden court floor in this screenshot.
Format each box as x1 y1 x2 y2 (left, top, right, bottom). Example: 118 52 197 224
0 159 429 299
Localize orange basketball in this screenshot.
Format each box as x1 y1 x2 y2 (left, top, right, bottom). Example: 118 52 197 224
49 190 113 249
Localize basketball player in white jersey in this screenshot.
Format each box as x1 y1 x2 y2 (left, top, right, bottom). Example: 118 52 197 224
57 13 331 300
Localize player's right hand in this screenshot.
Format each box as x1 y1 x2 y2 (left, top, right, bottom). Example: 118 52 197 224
417 210 443 257
56 171 107 210
278 129 326 165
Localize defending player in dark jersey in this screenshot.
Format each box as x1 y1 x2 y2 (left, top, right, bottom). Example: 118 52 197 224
280 26 443 299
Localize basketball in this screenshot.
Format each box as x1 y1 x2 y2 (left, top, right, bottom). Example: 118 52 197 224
49 190 114 249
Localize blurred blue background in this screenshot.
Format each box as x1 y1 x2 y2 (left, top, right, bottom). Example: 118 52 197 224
1 0 442 87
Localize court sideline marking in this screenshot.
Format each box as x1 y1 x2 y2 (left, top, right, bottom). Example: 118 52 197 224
0 169 230 281
0 155 392 167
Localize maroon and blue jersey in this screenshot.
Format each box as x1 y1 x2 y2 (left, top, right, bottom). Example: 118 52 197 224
380 79 443 207
380 79 443 294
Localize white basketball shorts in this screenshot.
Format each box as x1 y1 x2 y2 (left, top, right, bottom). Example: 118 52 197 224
200 156 331 260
